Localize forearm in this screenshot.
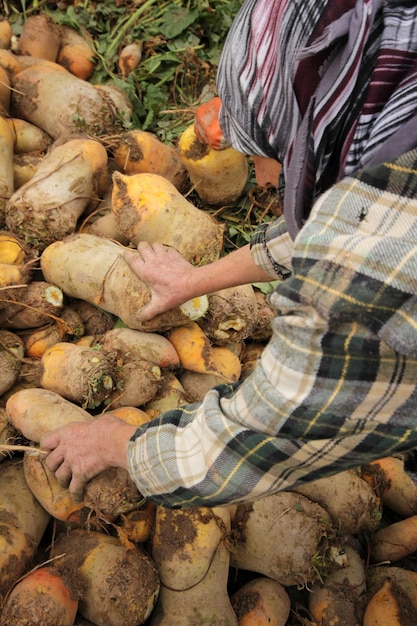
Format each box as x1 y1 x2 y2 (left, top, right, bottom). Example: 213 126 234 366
184 215 294 298
126 153 417 508
189 244 272 296
127 312 417 509
96 416 137 470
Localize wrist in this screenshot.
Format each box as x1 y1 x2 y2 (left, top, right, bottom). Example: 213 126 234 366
95 414 137 470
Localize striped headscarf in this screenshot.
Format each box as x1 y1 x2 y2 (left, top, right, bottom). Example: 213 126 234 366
217 0 417 238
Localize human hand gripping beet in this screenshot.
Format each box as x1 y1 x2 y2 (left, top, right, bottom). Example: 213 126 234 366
40 413 137 502
123 241 197 321
124 240 272 322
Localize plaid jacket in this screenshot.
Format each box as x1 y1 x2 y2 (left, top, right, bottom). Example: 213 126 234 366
128 150 417 508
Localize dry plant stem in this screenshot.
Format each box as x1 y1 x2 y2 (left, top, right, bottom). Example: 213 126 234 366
0 443 46 454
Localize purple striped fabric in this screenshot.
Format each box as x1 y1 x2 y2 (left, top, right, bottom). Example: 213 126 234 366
217 0 417 238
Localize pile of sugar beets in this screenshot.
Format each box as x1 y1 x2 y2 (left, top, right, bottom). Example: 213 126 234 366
1 11 417 626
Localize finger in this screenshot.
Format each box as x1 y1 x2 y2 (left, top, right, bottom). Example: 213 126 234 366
44 449 65 472
137 241 171 257
54 460 73 488
123 249 142 267
68 475 87 503
39 430 61 452
136 241 154 259
137 240 151 251
137 301 160 322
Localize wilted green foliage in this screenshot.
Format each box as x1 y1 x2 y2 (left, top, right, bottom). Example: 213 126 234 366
5 0 279 256
6 0 244 139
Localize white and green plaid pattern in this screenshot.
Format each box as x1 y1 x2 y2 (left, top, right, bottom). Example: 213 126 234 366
128 150 417 508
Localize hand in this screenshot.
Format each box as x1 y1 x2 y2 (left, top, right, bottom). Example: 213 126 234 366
40 413 136 502
124 241 196 321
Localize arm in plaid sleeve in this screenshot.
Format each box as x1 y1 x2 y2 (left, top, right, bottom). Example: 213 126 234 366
128 150 417 508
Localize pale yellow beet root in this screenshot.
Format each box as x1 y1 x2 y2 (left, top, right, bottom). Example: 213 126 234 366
6 137 108 249
230 577 291 626
230 491 345 587
0 115 15 222
0 566 79 626
40 233 208 331
11 64 130 139
23 450 88 524
0 280 63 330
13 152 43 188
308 544 367 626
110 405 153 426
363 578 415 626
17 14 61 62
51 529 160 626
0 230 26 265
57 25 96 80
361 455 417 517
20 319 67 358
119 501 156 544
198 284 259 345
105 358 162 409
111 170 224 265
178 123 248 205
5 387 95 443
167 320 216 374
151 505 237 626
240 342 266 379
292 468 382 534
100 326 180 367
0 49 23 76
0 19 12 50
117 41 142 78
7 117 52 154
113 129 188 192
40 341 116 409
143 371 189 418
0 329 24 396
0 459 50 598
0 65 10 114
370 514 417 563
178 369 230 402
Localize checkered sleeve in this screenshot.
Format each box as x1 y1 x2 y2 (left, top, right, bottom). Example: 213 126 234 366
127 150 417 508
250 215 293 279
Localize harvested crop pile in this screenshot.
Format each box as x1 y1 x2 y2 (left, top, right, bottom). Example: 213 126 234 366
0 4 417 626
